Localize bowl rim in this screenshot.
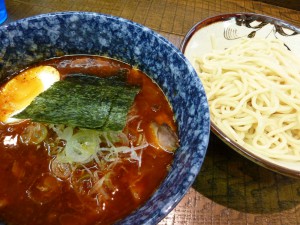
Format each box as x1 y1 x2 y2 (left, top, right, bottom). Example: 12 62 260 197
180 12 300 53
180 12 300 179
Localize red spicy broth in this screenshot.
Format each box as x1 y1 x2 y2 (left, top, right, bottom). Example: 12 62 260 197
0 55 178 225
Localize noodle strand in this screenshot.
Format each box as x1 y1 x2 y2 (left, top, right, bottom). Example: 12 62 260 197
194 38 300 161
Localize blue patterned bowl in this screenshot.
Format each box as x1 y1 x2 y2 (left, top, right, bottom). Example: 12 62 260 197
0 12 210 224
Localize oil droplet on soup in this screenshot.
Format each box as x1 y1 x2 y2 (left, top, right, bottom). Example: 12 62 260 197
0 55 179 225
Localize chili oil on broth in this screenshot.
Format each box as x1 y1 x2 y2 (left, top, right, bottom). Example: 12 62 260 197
0 55 179 225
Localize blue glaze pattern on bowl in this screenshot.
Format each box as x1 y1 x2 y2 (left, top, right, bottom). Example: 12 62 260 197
0 12 210 224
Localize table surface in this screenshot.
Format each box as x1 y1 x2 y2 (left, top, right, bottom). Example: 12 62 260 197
3 0 300 224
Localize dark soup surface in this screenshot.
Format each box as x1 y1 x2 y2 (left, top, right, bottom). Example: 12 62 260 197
0 55 179 225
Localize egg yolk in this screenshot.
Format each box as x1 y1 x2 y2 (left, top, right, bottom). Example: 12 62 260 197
0 66 60 122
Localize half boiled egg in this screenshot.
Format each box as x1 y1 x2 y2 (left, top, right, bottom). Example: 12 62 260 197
0 66 60 123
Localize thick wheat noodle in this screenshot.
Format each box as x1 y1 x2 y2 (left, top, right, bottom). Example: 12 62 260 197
194 38 300 161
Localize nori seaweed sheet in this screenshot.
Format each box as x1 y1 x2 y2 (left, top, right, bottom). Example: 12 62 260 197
15 74 140 131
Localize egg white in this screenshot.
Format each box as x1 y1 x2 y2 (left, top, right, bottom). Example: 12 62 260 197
3 66 60 123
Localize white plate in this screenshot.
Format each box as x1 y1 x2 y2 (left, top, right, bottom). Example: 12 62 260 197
181 13 300 178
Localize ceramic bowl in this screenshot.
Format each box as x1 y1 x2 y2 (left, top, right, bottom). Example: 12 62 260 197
180 13 300 178
0 12 210 224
